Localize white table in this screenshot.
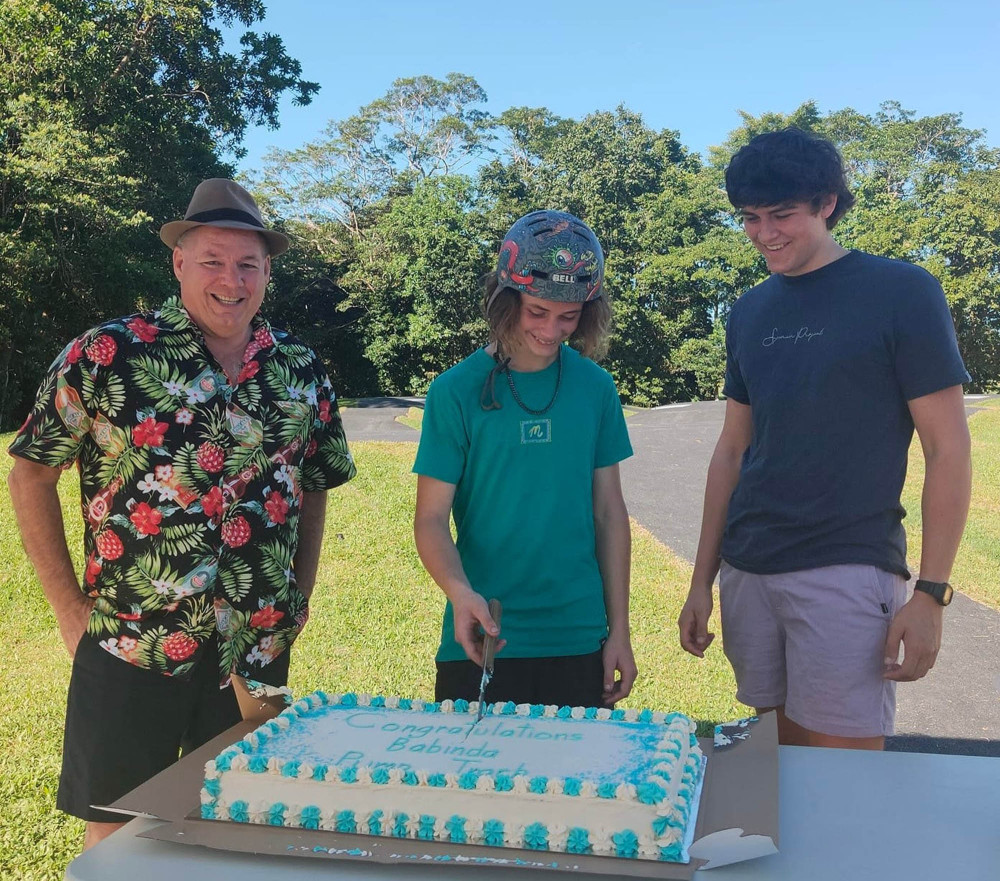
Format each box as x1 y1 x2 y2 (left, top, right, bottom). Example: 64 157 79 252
67 746 1000 880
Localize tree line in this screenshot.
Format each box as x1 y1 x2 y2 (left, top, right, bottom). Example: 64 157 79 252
3 2 998 430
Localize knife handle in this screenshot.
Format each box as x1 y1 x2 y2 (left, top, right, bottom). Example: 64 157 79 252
483 598 502 670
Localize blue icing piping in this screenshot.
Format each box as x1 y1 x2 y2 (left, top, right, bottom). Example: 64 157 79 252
268 803 286 826
340 766 358 783
597 782 617 799
402 770 419 786
229 800 249 823
528 776 547 794
636 781 666 804
371 767 390 785
563 777 582 796
524 822 549 850
335 809 356 833
280 760 300 778
528 704 545 717
203 778 220 797
610 709 625 721
445 815 467 843
453 698 469 712
499 701 517 715
339 693 357 707
200 803 216 820
482 819 505 847
556 706 572 719
300 805 321 830
613 829 639 858
457 770 479 790
370 695 385 707
417 815 436 840
368 809 384 836
247 755 268 774
392 812 409 837
566 827 591 854
494 772 514 792
423 702 440 713
398 698 412 710
427 773 447 787
312 764 328 781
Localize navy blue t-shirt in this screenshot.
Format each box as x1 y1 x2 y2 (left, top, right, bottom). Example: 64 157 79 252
721 250 970 577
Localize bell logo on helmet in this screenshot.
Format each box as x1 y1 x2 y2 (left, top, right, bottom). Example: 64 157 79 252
551 273 576 284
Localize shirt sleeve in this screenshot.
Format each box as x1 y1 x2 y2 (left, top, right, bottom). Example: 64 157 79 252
892 270 971 401
412 375 467 485
300 359 356 492
594 370 633 469
722 308 750 404
7 333 96 468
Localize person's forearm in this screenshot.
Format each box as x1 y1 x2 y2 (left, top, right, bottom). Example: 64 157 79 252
8 463 82 612
595 501 631 640
689 446 743 590
917 445 971 582
413 515 475 602
293 490 328 600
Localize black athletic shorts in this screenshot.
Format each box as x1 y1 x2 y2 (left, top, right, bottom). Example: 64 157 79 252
435 650 605 709
58 632 289 823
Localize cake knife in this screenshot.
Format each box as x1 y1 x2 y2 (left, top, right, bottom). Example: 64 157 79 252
467 598 502 737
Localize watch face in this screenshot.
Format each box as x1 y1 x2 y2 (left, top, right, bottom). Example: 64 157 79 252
941 584 954 606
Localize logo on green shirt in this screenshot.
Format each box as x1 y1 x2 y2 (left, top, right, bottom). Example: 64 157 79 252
520 419 552 444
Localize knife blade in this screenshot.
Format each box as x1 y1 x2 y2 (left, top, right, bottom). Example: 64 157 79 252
467 598 502 736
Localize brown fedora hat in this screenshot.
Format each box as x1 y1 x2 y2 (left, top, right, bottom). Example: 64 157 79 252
159 178 290 256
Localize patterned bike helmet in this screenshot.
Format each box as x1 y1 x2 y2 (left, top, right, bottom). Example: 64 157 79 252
494 210 604 304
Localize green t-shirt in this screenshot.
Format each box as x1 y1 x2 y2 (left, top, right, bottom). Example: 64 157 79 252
413 346 633 661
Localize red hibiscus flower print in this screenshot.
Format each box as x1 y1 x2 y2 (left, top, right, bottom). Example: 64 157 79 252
197 441 225 473
201 486 224 520
249 604 285 629
85 335 117 366
317 399 332 423
126 317 159 343
162 631 199 661
130 502 163 536
305 438 318 458
221 515 251 548
133 416 169 448
264 491 289 524
95 529 124 560
237 359 260 384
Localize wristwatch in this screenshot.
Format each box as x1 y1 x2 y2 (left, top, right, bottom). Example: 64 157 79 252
913 579 954 606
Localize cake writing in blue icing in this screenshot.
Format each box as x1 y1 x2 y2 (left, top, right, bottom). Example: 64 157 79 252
201 692 705 863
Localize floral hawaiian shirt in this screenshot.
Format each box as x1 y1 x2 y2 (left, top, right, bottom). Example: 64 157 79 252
9 296 356 685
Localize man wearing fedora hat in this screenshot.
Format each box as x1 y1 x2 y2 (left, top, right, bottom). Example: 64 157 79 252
8 179 356 849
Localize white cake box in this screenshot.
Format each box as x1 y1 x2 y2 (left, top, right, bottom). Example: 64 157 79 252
106 704 778 880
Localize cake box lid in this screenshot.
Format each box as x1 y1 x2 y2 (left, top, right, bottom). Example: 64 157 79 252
105 707 779 879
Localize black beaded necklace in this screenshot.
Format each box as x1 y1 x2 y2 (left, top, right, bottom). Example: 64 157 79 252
479 346 564 414
505 346 563 416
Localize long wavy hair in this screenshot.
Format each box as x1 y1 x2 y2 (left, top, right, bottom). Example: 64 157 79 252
481 272 612 362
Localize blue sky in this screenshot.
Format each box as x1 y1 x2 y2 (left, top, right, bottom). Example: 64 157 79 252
229 0 998 172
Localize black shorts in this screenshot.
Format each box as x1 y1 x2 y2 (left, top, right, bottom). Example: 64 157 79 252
58 632 289 823
435 650 605 709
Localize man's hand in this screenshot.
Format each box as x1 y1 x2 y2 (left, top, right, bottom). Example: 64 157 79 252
55 593 95 657
678 584 716 658
451 588 505 667
601 633 638 707
883 590 943 682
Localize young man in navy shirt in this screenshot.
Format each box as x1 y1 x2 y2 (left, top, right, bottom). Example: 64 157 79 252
679 128 971 749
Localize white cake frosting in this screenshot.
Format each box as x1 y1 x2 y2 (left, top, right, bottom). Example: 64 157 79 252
201 692 704 862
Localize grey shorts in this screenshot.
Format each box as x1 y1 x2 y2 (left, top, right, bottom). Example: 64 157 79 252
719 562 908 738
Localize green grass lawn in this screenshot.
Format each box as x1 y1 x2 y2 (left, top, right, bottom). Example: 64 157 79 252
2 402 999 879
